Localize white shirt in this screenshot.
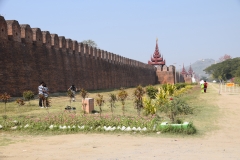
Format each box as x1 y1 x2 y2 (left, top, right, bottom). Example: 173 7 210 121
38 85 43 94
43 87 49 98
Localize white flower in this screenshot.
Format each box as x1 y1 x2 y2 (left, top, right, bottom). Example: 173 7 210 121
49 125 54 129
24 124 29 128
13 120 18 123
72 125 76 128
132 127 137 131
0 125 2 129
117 126 121 129
11 126 17 130
68 126 71 129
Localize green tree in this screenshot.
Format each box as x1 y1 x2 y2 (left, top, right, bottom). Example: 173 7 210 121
81 39 97 48
204 58 240 81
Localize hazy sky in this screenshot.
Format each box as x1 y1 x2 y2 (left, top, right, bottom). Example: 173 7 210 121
1 0 239 69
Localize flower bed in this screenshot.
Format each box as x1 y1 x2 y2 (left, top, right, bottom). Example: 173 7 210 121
0 112 196 134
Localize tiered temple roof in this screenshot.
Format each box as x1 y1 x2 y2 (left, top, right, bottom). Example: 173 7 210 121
188 64 194 75
181 64 187 75
148 39 165 65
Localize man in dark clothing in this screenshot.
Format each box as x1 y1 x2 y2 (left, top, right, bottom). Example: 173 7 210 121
204 80 208 93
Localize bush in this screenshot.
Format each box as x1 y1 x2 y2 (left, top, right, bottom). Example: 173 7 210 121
143 98 156 116
145 85 158 99
23 90 34 101
175 83 186 90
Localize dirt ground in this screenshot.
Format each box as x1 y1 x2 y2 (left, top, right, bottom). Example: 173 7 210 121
0 84 240 160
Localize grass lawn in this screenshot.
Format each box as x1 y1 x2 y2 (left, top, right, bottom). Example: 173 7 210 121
0 83 220 136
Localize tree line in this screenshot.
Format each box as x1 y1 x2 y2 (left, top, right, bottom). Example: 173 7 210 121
204 57 240 83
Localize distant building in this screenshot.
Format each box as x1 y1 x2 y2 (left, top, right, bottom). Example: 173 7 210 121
181 64 195 83
148 39 175 84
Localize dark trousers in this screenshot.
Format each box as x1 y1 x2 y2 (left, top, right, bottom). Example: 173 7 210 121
39 94 43 107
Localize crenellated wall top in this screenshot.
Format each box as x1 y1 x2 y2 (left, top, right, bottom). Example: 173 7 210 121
0 16 152 69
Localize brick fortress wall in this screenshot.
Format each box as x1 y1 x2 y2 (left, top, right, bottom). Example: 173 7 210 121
156 65 175 84
0 16 157 96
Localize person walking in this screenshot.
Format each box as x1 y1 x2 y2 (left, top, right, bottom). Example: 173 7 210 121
38 81 44 108
68 84 77 102
201 83 204 93
43 83 50 108
204 80 208 93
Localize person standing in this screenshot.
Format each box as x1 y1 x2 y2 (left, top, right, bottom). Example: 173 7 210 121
201 83 204 93
204 80 208 93
43 83 49 108
68 84 77 102
38 81 44 108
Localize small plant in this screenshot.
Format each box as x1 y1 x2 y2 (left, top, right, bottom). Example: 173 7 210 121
159 97 193 122
67 90 74 106
143 97 156 116
161 84 176 96
23 90 34 105
79 88 88 114
175 83 186 90
16 98 25 107
0 92 11 118
133 85 145 116
145 85 158 99
96 94 105 117
109 93 117 116
117 88 128 116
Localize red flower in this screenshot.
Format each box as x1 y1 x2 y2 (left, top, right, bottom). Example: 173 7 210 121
170 97 173 100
